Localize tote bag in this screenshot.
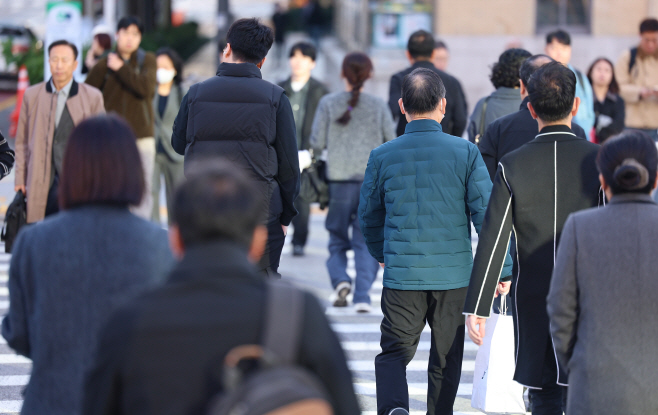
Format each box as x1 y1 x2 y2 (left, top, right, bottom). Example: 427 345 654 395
471 295 526 414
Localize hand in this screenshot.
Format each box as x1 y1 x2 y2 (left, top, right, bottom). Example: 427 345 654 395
14 185 25 194
379 262 385 269
107 53 124 71
281 225 288 236
466 315 486 346
640 87 654 100
494 281 511 298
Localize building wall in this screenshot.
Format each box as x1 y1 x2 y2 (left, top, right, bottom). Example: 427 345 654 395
435 0 535 36
591 0 654 35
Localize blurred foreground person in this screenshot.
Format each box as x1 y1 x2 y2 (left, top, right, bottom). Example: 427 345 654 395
312 52 395 312
548 131 658 415
587 57 625 143
279 42 329 256
172 18 300 277
151 47 186 223
15 40 104 223
83 161 360 415
360 68 511 415
464 62 602 415
468 48 531 144
2 115 173 415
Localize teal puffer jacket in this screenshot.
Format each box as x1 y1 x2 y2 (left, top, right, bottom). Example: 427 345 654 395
359 119 512 290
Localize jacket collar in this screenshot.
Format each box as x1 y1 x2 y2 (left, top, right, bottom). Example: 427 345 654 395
169 239 262 283
45 78 79 98
609 192 656 205
532 124 579 142
518 96 530 111
411 60 437 71
492 87 522 100
216 62 262 79
637 45 658 60
404 119 443 134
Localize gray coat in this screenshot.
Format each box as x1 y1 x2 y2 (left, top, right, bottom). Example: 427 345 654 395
153 86 186 162
548 193 658 415
1 206 173 415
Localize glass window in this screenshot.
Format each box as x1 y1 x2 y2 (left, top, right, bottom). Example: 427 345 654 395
537 0 590 32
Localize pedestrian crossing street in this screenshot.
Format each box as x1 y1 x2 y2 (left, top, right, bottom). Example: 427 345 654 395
0 241 528 414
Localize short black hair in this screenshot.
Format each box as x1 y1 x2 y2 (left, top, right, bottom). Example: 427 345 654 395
527 61 576 122
519 54 553 87
117 16 144 35
60 115 144 210
156 47 184 85
48 40 78 59
226 18 274 64
401 68 445 116
435 40 447 50
490 48 532 89
289 41 317 61
640 18 658 33
546 29 571 46
407 30 435 60
171 160 264 248
597 131 658 194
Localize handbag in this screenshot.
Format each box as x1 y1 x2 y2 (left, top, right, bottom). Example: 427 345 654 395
471 295 526 414
1 190 27 253
299 160 329 209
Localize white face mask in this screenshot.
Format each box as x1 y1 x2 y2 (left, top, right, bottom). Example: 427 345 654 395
157 68 176 84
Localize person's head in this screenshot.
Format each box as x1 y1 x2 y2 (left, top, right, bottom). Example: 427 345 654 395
587 58 619 94
490 48 532 89
432 40 449 71
545 29 572 65
288 42 316 80
336 52 372 125
398 67 446 122
59 115 144 211
639 18 658 55
527 61 579 125
406 30 435 63
156 47 183 86
168 160 267 262
116 16 143 56
92 33 112 55
223 18 274 67
597 131 658 197
519 54 553 97
48 40 78 87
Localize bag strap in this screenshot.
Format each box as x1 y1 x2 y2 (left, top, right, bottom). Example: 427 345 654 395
474 96 491 145
629 47 638 74
262 281 304 364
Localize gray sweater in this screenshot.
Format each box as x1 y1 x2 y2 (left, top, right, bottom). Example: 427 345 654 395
2 205 173 415
311 91 395 181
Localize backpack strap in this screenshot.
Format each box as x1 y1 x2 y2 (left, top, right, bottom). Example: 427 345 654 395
629 47 638 74
136 48 146 74
262 281 305 365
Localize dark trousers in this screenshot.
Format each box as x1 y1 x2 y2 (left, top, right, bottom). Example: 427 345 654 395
258 215 286 278
45 174 59 217
325 182 379 304
375 287 467 415
291 196 310 247
528 338 567 415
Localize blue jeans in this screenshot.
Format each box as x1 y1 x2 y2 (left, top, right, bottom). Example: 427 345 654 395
326 182 379 304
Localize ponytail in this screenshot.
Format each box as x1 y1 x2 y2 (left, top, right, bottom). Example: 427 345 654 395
336 52 373 125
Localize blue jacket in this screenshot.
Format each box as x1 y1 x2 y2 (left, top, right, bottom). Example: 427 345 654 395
359 119 512 291
570 64 596 136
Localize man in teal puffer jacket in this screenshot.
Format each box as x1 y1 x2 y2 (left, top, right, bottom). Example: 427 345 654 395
359 68 512 415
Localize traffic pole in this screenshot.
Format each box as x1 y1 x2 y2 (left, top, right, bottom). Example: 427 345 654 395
9 65 29 138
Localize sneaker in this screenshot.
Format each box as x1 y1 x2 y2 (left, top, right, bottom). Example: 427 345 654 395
292 245 305 256
333 281 351 307
388 409 410 415
354 302 372 313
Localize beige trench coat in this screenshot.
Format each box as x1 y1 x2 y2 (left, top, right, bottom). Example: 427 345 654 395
14 80 105 223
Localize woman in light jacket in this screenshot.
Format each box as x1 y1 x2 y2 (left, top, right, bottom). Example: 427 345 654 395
152 47 186 223
2 115 173 415
548 131 658 415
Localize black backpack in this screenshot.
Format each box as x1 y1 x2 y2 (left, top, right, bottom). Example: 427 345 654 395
206 281 333 415
1 190 26 253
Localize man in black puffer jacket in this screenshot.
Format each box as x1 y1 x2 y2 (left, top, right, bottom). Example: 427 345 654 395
172 18 300 277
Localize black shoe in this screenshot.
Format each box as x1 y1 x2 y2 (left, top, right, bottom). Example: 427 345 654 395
332 281 351 307
388 409 410 415
292 245 305 256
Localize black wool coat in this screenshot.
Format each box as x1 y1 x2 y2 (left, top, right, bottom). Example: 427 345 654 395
463 125 602 388
279 77 329 151
478 97 588 181
388 61 468 137
82 240 360 415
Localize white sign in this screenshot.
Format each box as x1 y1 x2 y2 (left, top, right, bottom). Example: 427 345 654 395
44 1 83 81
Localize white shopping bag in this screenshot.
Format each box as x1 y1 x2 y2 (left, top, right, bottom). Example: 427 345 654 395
471 295 526 414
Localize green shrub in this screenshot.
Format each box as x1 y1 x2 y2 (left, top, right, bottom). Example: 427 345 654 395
141 22 209 62
1 38 44 85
